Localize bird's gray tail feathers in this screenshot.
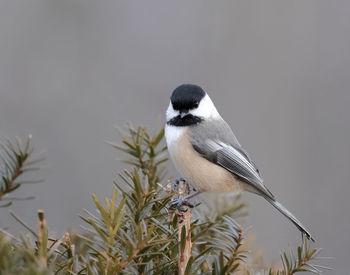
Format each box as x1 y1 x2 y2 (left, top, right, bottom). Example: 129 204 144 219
264 196 314 242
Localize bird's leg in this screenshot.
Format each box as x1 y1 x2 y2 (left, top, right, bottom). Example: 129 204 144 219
171 177 186 192
169 178 201 212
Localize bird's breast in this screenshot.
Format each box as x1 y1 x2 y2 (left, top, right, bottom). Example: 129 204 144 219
166 125 242 193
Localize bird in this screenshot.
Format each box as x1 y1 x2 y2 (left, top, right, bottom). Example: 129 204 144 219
165 83 314 241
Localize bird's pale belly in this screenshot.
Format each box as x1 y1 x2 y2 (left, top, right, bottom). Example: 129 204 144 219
168 130 243 193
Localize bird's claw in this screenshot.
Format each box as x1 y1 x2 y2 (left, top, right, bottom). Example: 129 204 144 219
169 198 194 212
170 178 197 211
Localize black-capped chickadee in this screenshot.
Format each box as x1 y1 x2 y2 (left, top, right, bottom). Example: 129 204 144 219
165 84 313 241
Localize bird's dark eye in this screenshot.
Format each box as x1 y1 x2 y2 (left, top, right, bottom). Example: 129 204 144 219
193 102 199 108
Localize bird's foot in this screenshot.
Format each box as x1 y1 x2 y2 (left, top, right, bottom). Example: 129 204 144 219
169 197 194 212
169 178 200 212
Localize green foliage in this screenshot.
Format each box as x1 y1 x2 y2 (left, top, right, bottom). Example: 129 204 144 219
0 135 43 207
107 123 168 187
0 127 328 274
0 210 67 274
268 237 328 275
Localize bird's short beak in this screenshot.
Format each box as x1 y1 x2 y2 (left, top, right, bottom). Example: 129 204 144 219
180 111 188 118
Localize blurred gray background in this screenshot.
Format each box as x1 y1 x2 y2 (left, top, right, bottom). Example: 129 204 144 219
1 0 349 273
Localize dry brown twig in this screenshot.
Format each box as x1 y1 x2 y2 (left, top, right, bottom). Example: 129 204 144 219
171 180 192 275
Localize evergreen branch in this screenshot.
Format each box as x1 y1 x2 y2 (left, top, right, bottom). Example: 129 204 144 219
0 135 43 206
108 125 167 188
208 216 247 274
118 243 146 272
271 236 327 275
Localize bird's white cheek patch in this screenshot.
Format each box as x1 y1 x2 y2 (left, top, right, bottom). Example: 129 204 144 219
189 94 221 120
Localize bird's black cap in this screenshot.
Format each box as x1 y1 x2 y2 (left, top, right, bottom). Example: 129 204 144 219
171 84 206 111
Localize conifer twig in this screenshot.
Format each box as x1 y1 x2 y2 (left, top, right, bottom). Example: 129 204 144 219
37 209 48 266
0 135 43 206
65 232 76 273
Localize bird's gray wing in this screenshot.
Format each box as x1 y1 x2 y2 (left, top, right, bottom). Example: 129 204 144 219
192 139 274 199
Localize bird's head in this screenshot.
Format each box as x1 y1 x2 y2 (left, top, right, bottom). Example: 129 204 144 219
166 84 220 126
